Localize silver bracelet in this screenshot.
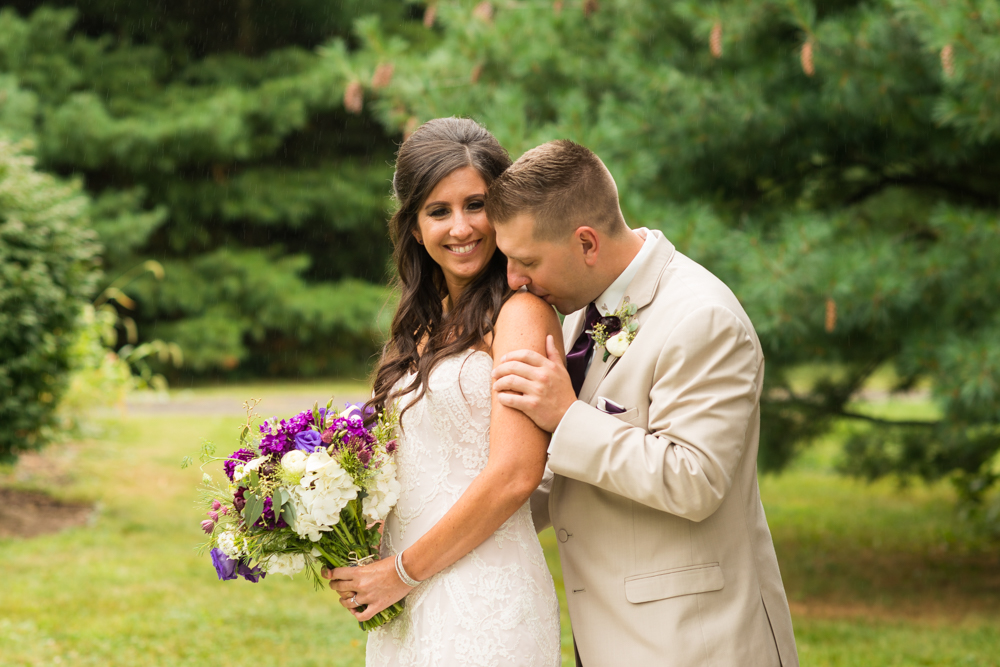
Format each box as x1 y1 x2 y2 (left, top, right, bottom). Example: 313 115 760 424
395 551 421 587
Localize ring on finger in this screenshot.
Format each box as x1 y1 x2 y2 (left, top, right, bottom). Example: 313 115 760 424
350 594 358 606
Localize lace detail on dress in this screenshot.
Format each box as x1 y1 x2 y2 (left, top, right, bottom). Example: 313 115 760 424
367 350 560 667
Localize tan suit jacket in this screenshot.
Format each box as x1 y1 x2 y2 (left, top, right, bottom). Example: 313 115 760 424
532 229 799 666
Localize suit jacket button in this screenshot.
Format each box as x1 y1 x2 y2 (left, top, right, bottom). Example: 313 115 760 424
557 528 571 543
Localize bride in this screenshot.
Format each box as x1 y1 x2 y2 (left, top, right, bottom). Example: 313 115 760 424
325 117 562 665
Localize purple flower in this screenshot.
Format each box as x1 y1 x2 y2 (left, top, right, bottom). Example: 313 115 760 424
201 520 215 534
259 432 292 457
224 448 256 481
238 561 266 583
211 548 238 580
233 486 247 512
294 429 323 453
386 439 398 454
597 315 622 333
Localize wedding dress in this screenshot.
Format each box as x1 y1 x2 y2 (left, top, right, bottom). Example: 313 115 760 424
367 349 561 667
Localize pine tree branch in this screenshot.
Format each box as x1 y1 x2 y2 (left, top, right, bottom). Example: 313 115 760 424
844 174 1000 208
837 410 939 429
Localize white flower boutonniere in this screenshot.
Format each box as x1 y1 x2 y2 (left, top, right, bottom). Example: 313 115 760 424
589 297 639 362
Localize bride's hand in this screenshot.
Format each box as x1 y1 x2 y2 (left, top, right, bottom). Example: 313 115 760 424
322 558 413 623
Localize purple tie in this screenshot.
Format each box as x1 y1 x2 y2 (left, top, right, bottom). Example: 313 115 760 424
566 303 601 397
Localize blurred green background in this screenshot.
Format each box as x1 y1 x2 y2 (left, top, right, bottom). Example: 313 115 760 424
1 1 998 665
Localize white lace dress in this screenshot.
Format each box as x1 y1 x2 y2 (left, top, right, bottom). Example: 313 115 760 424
367 349 561 667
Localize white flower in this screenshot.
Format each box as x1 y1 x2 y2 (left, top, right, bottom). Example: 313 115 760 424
362 456 401 523
216 529 242 558
233 456 268 483
606 331 631 358
264 552 305 576
292 511 327 542
246 456 268 471
288 450 360 541
281 450 308 475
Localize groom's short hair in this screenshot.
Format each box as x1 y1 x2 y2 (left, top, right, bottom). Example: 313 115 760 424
486 140 626 240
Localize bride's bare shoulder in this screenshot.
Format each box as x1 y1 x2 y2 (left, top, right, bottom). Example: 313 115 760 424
492 290 562 355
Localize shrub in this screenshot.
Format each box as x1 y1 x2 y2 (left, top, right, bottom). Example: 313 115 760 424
0 139 100 462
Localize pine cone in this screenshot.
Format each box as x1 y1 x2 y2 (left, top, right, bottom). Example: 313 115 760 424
372 63 395 89
825 298 837 332
941 44 954 78
404 116 420 141
710 22 723 59
801 39 815 77
344 81 364 114
473 2 494 22
423 4 437 28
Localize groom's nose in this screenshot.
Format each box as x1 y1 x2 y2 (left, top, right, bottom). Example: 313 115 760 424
507 262 530 290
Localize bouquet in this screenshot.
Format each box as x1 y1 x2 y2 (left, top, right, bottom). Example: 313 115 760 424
185 398 404 631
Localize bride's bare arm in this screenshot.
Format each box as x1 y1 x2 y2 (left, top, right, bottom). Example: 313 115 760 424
326 291 563 621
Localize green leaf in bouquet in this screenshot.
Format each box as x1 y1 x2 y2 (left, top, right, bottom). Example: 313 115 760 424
198 440 217 463
248 469 260 488
280 500 297 527
273 488 289 509
244 492 264 527
313 401 321 428
239 425 250 445
180 456 193 469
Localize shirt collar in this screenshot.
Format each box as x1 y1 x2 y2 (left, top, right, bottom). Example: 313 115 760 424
593 229 657 316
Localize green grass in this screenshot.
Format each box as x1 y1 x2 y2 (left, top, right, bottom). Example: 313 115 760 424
1 386 997 667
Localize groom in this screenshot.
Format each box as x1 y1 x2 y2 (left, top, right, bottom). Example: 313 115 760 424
489 140 799 666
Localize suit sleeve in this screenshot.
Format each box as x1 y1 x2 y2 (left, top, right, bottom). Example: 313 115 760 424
547 305 761 522
529 466 554 533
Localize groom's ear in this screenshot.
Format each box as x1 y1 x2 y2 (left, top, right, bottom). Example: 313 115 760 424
575 226 600 266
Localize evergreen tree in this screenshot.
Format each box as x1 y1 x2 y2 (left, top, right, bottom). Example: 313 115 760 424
340 0 1000 497
0 1 417 377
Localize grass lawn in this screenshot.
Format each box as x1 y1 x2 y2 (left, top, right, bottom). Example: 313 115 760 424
1 387 997 666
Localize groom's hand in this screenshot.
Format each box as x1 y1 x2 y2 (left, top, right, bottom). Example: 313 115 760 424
491 335 576 433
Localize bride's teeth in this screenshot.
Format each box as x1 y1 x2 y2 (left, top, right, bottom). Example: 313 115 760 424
451 241 477 254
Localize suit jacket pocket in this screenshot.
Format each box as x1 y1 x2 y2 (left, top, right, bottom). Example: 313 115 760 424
624 562 724 604
606 406 640 423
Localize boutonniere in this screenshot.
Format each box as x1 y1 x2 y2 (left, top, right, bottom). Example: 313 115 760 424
589 297 639 362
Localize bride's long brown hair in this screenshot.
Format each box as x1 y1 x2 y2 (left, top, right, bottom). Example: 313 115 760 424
366 118 513 422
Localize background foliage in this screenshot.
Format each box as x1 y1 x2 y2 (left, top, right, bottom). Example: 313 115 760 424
0 0 410 377
0 138 100 461
0 0 997 501
335 0 1000 501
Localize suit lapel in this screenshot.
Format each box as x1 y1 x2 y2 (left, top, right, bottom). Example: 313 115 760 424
563 308 587 350
578 229 676 405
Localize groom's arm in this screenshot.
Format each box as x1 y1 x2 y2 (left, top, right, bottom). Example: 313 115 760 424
549 305 760 521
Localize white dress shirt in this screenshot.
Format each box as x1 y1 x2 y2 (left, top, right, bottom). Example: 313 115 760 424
586 229 658 372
